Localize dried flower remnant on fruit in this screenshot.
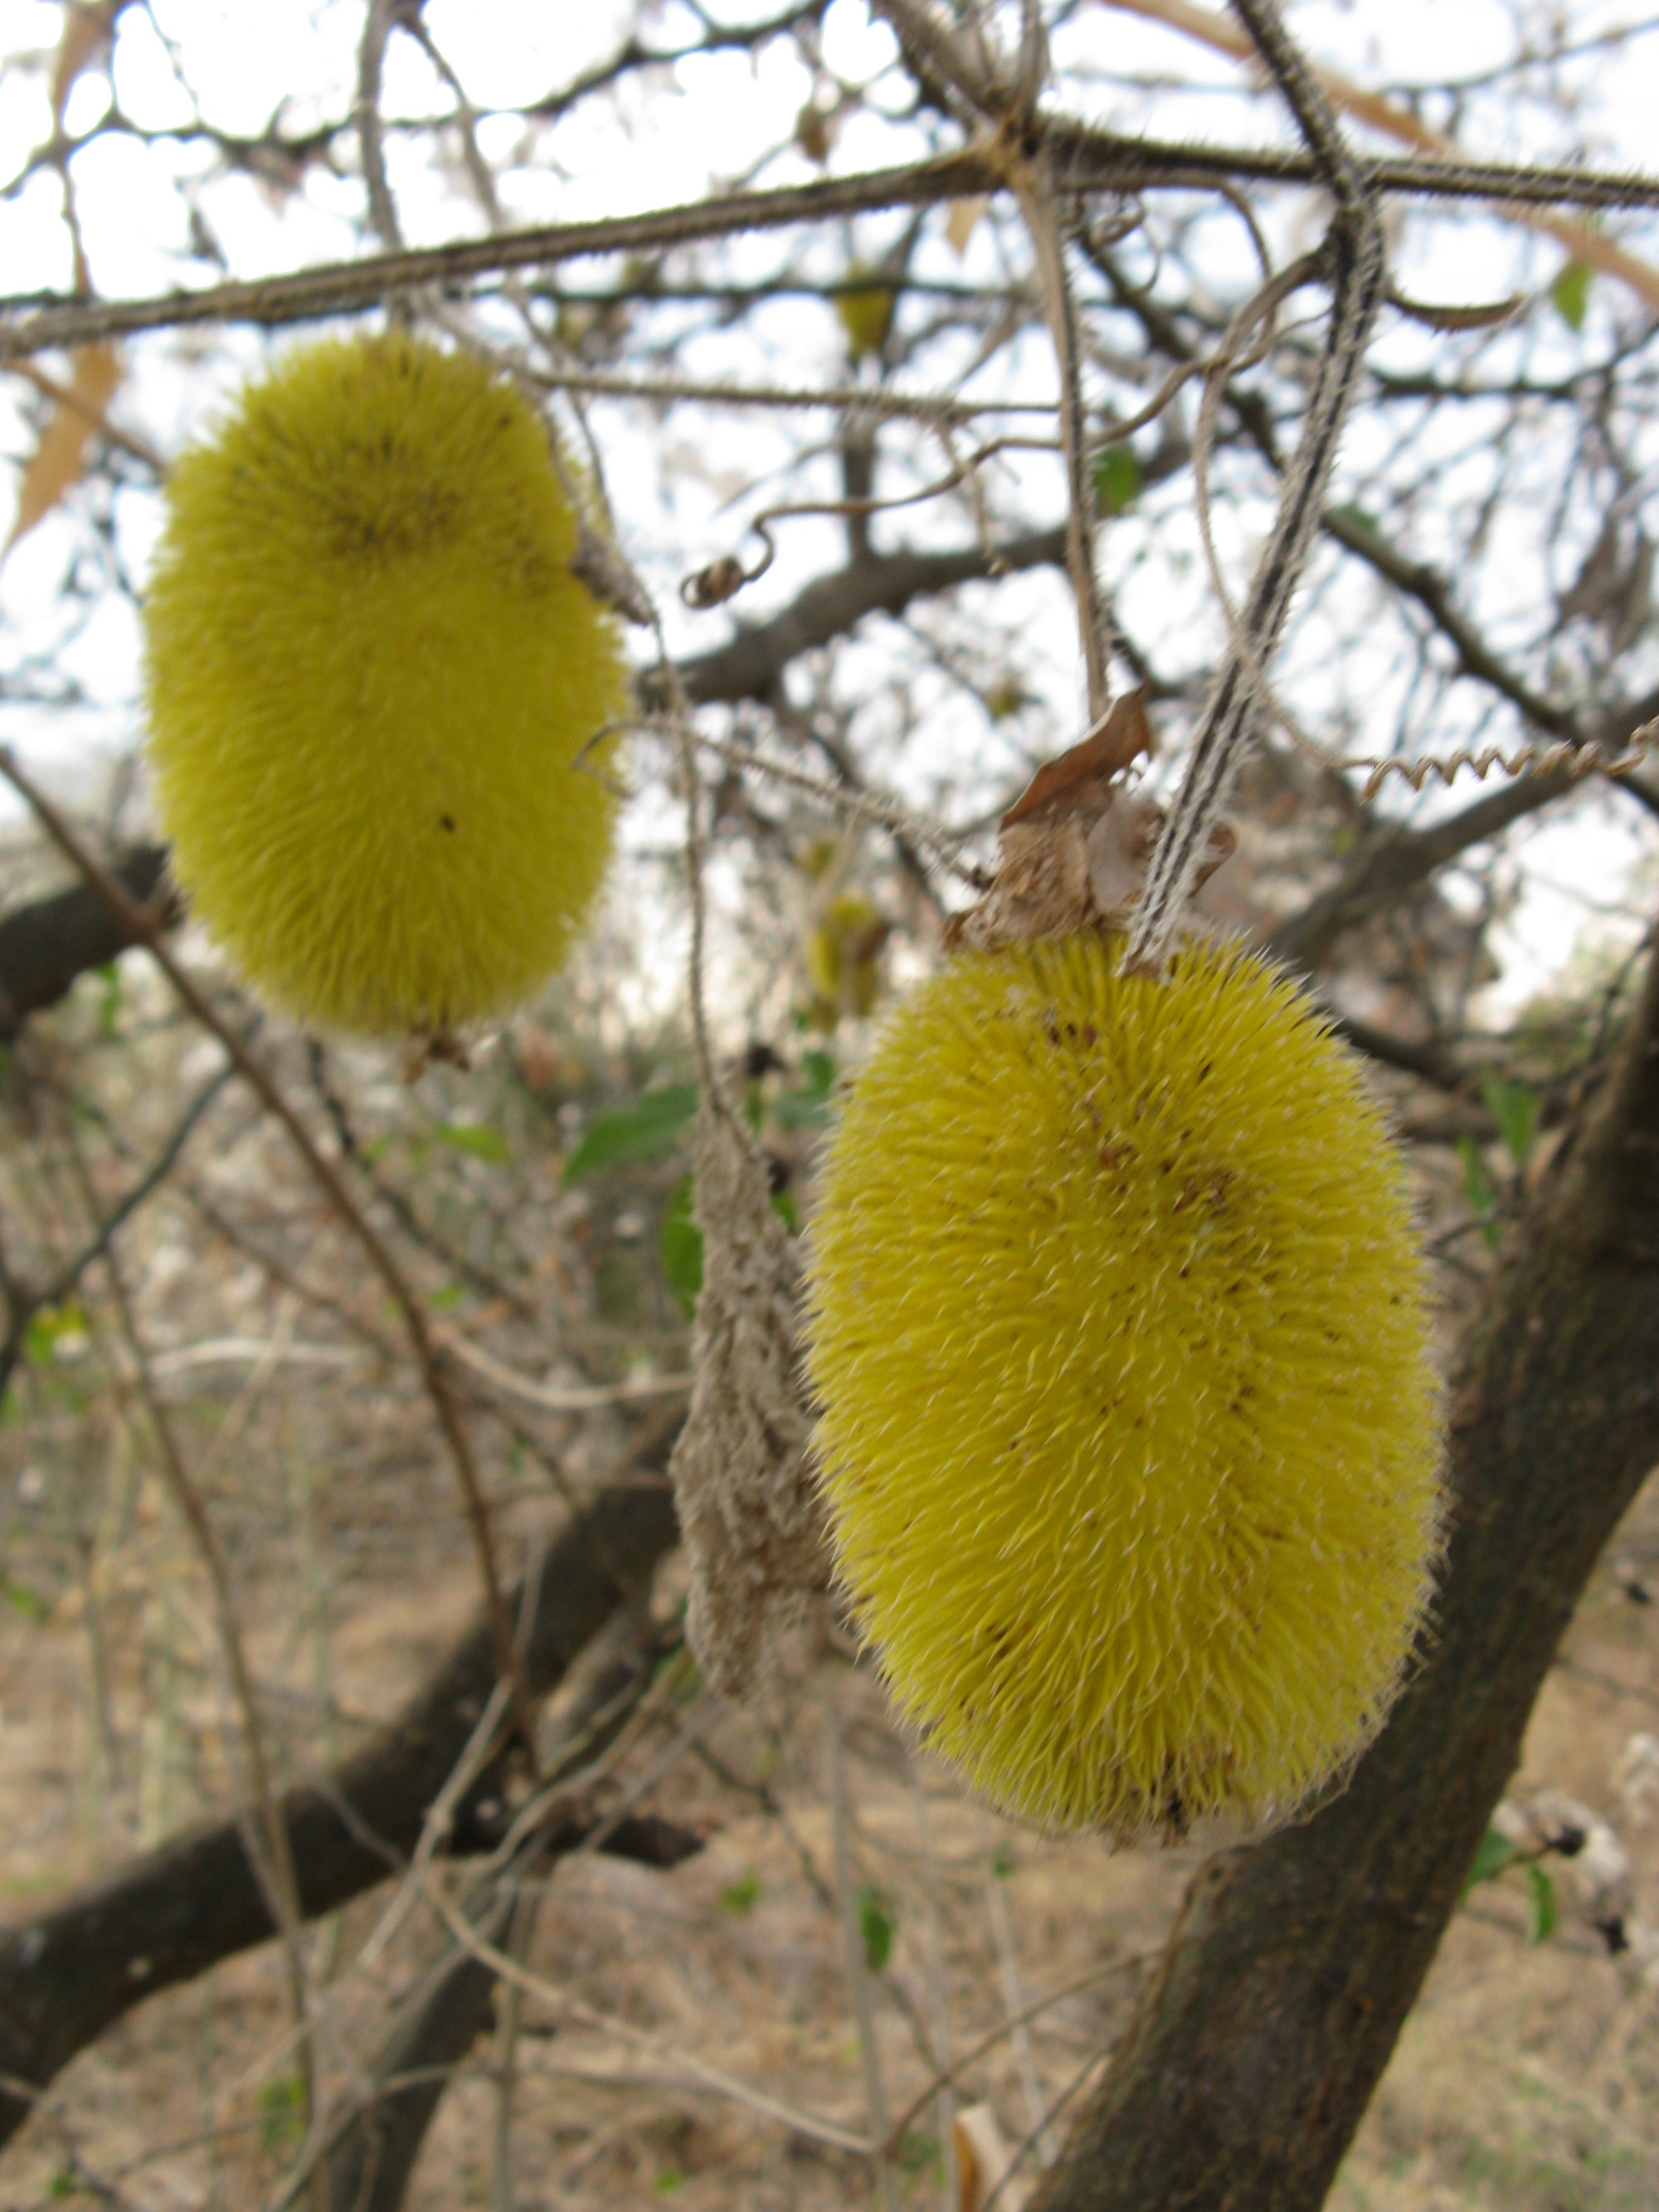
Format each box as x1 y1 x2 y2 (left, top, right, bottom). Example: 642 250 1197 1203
669 1106 830 1700
806 929 1443 1839
142 332 628 1039
950 690 1235 956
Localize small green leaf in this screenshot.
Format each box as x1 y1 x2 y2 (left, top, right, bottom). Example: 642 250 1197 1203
990 1840 1017 1880
259 2073 306 2152
562 1084 698 1183
1456 1134 1501 1251
47 2167 75 2200
653 2168 687 2195
771 1186 800 1233
771 1087 834 1131
1524 1862 1557 1944
1461 1825 1521 1898
1552 258 1591 333
1481 1076 1540 1168
1092 445 1141 518
25 1302 88 1366
800 1047 836 1095
94 959 122 1040
1331 502 1381 538
896 2130 941 2177
4 1577 51 1625
427 1284 467 1311
433 1121 510 1165
856 1883 893 1974
720 1868 762 1915
660 1175 704 1319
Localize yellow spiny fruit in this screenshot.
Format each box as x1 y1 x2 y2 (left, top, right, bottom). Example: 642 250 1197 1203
805 892 888 1026
805 930 1442 1840
834 270 897 362
142 333 628 1038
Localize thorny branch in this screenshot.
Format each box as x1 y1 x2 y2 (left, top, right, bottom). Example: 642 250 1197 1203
2 128 1657 362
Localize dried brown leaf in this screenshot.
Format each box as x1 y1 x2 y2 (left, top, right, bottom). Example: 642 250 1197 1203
52 1 120 125
946 195 989 256
6 344 124 552
954 2102 1029 2211
1000 689 1154 828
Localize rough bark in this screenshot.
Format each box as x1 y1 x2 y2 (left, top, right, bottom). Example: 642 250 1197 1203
1032 926 1659 2212
0 845 175 1040
0 1478 679 2148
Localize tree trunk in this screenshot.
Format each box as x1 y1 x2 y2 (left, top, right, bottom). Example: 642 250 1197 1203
1033 928 1659 2212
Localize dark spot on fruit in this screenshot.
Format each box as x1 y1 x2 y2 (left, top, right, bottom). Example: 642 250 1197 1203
439 814 456 832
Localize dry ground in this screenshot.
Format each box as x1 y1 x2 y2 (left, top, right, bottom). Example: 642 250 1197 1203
0 1430 1655 2210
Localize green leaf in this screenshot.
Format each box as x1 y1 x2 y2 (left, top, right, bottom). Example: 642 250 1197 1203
1524 1862 1557 1944
562 1084 698 1183
660 1175 704 1319
433 1121 510 1166
895 2130 941 2178
1456 1134 1501 1251
1461 1825 1521 1897
25 1302 88 1366
94 958 122 1040
1330 501 1381 538
1092 445 1141 518
771 1186 800 1233
990 1840 1017 1880
427 1284 467 1311
1481 1076 1540 1168
720 1868 762 1916
856 1883 894 1974
259 2073 306 2152
3 1577 51 1625
771 1087 834 1131
1552 258 1591 333
774 1044 838 1128
653 2169 687 2196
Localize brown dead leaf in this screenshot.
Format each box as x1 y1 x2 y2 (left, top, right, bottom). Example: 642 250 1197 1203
6 344 124 553
954 2102 1029 2211
52 1 122 126
948 691 1234 952
1001 689 1155 829
946 195 989 256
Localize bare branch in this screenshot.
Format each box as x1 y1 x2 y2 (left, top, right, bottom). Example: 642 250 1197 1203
3 130 1657 361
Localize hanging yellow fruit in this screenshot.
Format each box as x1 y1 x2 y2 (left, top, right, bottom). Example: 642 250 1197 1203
142 332 628 1039
834 269 897 362
805 892 889 1027
805 929 1443 1840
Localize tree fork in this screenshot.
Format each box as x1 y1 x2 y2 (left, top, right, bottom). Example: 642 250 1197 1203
1033 917 1659 2212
